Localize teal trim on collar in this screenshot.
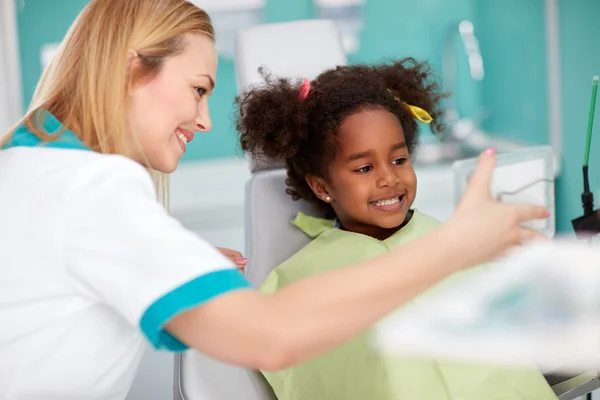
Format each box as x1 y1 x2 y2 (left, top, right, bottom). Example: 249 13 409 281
140 268 252 352
1 111 89 151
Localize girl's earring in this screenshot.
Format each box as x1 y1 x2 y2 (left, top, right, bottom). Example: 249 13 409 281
325 196 331 202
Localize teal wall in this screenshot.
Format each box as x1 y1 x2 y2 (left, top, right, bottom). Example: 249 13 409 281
555 0 600 232
13 0 486 160
14 0 599 232
16 0 88 107
15 0 535 160
357 0 479 121
475 0 548 146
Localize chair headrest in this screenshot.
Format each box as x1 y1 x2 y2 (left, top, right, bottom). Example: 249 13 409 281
234 19 348 172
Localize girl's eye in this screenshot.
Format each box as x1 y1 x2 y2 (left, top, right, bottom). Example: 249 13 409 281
393 158 408 165
355 165 373 173
194 87 207 97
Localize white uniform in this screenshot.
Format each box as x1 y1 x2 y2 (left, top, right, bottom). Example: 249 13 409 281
0 112 251 399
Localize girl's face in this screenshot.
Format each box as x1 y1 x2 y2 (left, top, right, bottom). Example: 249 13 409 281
129 34 217 173
308 108 417 240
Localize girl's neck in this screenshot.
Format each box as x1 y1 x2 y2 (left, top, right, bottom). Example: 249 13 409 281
337 209 414 241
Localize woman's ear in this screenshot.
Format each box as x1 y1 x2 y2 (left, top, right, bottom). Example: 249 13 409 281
127 49 142 91
306 175 333 203
127 49 139 67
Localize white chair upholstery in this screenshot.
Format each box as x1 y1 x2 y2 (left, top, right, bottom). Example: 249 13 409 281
234 19 346 98
174 19 347 400
173 351 276 400
244 169 323 286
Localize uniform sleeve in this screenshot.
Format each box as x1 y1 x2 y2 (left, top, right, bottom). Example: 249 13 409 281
63 156 251 352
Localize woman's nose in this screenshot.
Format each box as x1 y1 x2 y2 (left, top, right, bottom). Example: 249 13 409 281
194 100 212 132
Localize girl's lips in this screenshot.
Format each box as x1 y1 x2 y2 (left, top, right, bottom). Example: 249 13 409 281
370 194 406 212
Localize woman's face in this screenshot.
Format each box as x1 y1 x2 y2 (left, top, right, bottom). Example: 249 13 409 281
129 34 218 173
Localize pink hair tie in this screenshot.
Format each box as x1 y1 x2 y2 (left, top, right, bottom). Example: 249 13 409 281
298 78 311 101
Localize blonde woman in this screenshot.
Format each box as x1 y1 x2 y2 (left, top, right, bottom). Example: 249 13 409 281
0 0 548 399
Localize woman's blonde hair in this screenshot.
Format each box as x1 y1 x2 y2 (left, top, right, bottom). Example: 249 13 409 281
1 0 215 205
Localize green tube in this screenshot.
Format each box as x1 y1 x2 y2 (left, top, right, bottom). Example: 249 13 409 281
584 75 598 167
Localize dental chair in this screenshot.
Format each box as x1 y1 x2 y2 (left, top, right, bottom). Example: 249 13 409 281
174 19 599 400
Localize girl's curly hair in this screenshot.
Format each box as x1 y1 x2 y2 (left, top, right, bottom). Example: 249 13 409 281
235 58 446 217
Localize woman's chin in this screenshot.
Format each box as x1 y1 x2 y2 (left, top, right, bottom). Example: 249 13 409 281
148 155 180 174
157 162 178 174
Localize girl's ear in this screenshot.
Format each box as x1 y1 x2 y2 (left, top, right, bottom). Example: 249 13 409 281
306 175 333 203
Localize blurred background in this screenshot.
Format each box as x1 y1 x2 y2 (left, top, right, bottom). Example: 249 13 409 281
1 0 599 398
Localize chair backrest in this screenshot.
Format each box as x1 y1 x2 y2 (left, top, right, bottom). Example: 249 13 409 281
238 19 347 283
174 19 347 400
235 18 347 100
244 169 324 286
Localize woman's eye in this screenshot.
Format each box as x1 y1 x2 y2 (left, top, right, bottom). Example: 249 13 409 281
393 158 408 165
194 87 207 97
355 165 373 173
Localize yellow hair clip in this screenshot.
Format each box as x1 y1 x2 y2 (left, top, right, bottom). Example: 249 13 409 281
386 89 433 124
404 104 433 124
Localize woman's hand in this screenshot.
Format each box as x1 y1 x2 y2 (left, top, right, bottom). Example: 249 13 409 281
444 148 550 270
216 247 248 272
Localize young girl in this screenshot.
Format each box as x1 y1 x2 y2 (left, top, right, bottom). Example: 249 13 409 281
236 59 556 400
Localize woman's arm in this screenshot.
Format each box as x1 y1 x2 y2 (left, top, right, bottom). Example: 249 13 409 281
166 150 548 370
167 225 467 370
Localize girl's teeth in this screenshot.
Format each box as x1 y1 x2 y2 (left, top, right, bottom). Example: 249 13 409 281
374 197 400 206
177 131 188 144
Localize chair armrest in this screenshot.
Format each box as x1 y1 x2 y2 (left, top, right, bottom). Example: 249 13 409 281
544 367 600 400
